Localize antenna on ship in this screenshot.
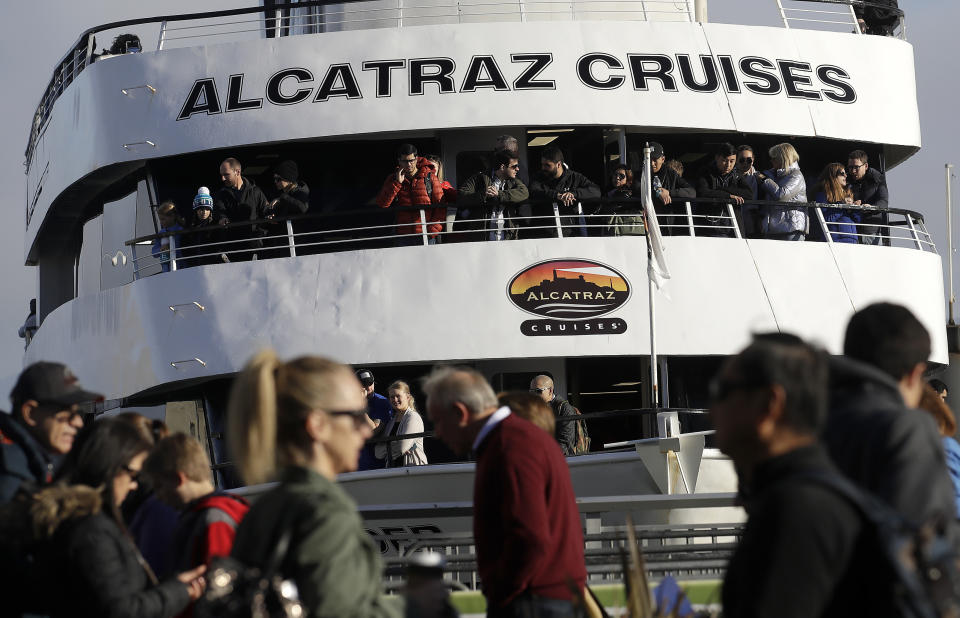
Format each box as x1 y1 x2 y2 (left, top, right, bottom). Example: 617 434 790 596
948 163 956 326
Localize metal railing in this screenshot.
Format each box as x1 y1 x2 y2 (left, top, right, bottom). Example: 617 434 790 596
124 198 934 278
368 508 741 589
777 0 905 38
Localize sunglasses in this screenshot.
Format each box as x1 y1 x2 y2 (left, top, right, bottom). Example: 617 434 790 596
529 387 550 394
836 171 847 178
273 175 284 182
326 408 369 425
122 465 141 482
508 164 520 170
738 157 753 164
613 173 627 180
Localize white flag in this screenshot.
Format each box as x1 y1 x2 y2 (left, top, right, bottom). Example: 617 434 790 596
641 166 671 289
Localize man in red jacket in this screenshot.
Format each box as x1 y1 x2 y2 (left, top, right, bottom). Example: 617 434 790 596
424 367 586 617
376 143 444 245
143 433 249 573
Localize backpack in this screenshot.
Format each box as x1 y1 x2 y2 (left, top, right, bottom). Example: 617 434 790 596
571 406 591 455
801 471 960 618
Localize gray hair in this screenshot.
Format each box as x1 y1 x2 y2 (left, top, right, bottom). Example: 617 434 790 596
422 366 498 417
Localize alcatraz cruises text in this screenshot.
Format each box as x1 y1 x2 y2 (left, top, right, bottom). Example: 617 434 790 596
178 51 856 120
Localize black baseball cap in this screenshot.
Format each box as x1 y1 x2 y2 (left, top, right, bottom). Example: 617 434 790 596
10 362 104 408
648 142 665 160
356 369 375 388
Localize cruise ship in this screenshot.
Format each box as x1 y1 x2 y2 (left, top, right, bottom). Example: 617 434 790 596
21 0 936 565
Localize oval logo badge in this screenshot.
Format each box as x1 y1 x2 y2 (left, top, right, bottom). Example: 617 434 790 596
507 259 631 319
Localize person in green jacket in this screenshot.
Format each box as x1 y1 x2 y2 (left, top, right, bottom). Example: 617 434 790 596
458 149 529 241
228 351 403 618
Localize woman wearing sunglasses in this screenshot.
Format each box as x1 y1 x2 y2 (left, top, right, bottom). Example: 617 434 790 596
228 350 403 617
812 162 860 244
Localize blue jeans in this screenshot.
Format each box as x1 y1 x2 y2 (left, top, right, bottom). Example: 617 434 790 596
488 594 581 618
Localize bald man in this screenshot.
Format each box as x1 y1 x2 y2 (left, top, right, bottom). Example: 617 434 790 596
530 375 576 456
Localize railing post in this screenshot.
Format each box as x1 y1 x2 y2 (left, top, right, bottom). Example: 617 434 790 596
815 207 833 244
420 209 429 245
775 0 789 28
848 4 862 34
169 234 178 271
397 0 403 27
157 20 167 50
685 201 695 236
553 203 563 238
905 215 922 250
286 219 297 257
727 203 742 239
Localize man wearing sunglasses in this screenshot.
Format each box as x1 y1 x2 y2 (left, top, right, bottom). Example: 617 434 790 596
0 362 102 503
529 375 576 456
458 149 529 241
713 334 886 616
845 149 888 246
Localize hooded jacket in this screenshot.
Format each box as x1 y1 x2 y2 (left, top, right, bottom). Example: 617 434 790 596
2 483 191 618
0 411 59 504
824 356 959 532
171 491 249 573
375 157 444 236
271 181 311 217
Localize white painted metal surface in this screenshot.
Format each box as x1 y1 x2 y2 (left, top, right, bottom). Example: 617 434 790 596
24 21 919 258
24 236 947 401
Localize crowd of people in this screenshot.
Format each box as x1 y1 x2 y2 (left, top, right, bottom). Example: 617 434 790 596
2 301 957 617
149 138 893 269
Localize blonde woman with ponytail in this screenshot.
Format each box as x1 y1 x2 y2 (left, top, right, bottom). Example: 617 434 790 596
228 350 402 617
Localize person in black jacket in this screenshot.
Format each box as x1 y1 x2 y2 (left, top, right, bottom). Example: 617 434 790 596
694 142 754 236
214 157 270 260
529 146 600 237
530 375 577 456
268 159 310 218
639 142 696 235
0 362 101 504
846 149 889 245
25 419 206 617
714 333 891 617
459 149 529 241
824 303 959 539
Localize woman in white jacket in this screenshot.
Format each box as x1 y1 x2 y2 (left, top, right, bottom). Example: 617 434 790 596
757 142 808 241
375 381 428 467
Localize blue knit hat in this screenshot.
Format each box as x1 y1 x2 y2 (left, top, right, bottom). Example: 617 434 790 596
193 186 213 210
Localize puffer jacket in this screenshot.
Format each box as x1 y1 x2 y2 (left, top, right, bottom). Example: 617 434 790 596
1 484 191 618
759 162 808 234
375 157 444 236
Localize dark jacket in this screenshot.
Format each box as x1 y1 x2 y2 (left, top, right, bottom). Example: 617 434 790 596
214 177 270 226
824 356 959 531
529 167 601 206
271 181 311 217
530 168 601 236
0 411 58 504
458 172 530 240
231 466 401 618
649 166 696 207
723 445 893 617
848 167 889 209
549 397 577 456
694 165 754 202
182 214 224 267
473 413 585 610
32 486 191 618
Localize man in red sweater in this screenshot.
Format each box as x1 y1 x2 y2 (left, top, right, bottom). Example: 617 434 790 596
376 143 444 245
143 433 249 573
424 367 586 617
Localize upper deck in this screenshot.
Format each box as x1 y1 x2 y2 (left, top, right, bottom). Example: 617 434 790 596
23 0 915 261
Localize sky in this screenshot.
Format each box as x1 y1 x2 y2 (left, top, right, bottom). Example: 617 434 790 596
0 0 956 399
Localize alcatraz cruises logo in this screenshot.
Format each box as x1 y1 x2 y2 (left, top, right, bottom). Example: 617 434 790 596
507 259 630 337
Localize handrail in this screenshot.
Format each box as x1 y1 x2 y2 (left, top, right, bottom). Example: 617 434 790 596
124 197 926 245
